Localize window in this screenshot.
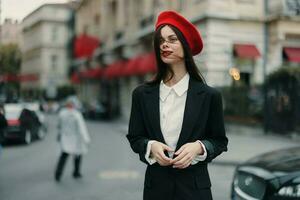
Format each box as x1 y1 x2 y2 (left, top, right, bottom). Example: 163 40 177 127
111 1 117 31
153 0 161 11
51 26 58 42
51 55 58 71
284 0 300 15
135 0 143 19
124 3 129 26
178 0 184 11
94 14 100 25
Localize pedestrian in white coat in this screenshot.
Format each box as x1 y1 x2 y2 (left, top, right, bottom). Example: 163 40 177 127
55 98 90 182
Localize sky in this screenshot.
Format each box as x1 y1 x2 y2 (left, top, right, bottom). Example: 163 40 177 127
1 0 68 23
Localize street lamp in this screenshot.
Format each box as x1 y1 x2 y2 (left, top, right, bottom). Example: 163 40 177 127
229 67 241 81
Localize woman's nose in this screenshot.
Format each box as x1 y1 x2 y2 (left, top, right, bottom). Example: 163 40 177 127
161 42 169 49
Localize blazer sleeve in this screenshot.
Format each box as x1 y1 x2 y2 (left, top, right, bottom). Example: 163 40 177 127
201 90 228 163
126 88 149 164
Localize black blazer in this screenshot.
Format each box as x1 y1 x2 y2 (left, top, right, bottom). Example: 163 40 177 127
127 77 228 200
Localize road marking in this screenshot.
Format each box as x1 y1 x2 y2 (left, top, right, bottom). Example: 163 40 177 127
98 170 140 180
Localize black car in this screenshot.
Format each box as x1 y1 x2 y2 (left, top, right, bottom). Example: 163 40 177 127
231 146 300 200
82 101 108 120
1 104 47 144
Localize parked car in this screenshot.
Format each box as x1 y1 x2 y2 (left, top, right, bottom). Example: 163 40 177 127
1 103 47 144
82 101 107 120
231 146 300 200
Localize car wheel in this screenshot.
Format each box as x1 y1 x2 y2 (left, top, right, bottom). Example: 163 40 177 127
24 130 32 145
37 127 46 140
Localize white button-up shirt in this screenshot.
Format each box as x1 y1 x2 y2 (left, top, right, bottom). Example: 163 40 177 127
145 73 207 165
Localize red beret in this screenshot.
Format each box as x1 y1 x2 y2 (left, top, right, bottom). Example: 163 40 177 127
155 10 203 56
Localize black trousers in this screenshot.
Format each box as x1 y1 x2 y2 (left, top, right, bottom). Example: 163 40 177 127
55 152 82 180
143 164 213 200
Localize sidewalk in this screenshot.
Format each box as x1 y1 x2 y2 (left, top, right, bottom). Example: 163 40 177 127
214 123 300 166
115 119 300 166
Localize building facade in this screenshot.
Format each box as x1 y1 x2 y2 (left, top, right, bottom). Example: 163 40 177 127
71 0 300 120
73 0 102 107
267 0 300 73
94 0 266 119
21 4 73 98
0 18 22 45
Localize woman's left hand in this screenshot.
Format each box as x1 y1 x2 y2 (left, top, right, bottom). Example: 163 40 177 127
171 141 203 169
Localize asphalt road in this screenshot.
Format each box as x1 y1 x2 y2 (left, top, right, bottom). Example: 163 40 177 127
0 114 235 200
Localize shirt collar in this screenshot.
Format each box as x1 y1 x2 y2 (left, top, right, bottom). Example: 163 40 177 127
160 73 190 102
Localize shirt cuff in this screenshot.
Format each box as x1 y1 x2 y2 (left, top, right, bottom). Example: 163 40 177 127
191 140 207 165
145 140 157 165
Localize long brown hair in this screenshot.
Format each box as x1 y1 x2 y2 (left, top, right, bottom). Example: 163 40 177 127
147 24 206 85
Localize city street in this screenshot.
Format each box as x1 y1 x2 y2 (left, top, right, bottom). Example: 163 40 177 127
0 114 298 200
0 0 300 199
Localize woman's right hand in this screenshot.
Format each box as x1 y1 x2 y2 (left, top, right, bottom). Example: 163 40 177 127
151 141 173 166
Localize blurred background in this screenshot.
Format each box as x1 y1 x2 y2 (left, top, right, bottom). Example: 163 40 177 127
0 0 299 200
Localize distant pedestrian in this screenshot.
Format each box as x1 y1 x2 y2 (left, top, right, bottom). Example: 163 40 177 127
19 108 41 133
127 11 228 200
55 98 90 182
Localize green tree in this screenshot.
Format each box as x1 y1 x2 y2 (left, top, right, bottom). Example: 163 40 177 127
0 44 22 102
0 43 22 74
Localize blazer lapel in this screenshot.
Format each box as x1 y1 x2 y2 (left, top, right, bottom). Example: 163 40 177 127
143 84 166 144
175 78 207 151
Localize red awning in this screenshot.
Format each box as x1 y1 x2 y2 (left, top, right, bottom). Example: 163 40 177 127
283 47 300 63
123 57 142 76
18 74 39 82
137 52 157 75
120 53 157 76
2 74 18 82
103 61 125 79
74 34 100 59
234 44 261 59
0 73 38 82
71 73 80 84
79 67 103 79
102 53 157 79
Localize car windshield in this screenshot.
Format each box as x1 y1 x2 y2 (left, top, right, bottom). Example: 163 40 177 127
5 110 21 120
4 104 23 120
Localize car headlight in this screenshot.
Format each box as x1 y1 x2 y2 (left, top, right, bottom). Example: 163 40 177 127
278 184 300 197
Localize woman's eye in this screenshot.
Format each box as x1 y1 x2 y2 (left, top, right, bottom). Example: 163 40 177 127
169 38 178 43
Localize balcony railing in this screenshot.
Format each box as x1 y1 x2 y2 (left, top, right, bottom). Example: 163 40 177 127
139 15 154 29
268 0 300 16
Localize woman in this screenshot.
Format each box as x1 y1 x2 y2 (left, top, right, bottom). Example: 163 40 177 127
55 97 90 182
127 10 228 200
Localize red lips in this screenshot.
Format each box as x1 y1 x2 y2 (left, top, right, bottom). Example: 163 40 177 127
161 51 173 57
